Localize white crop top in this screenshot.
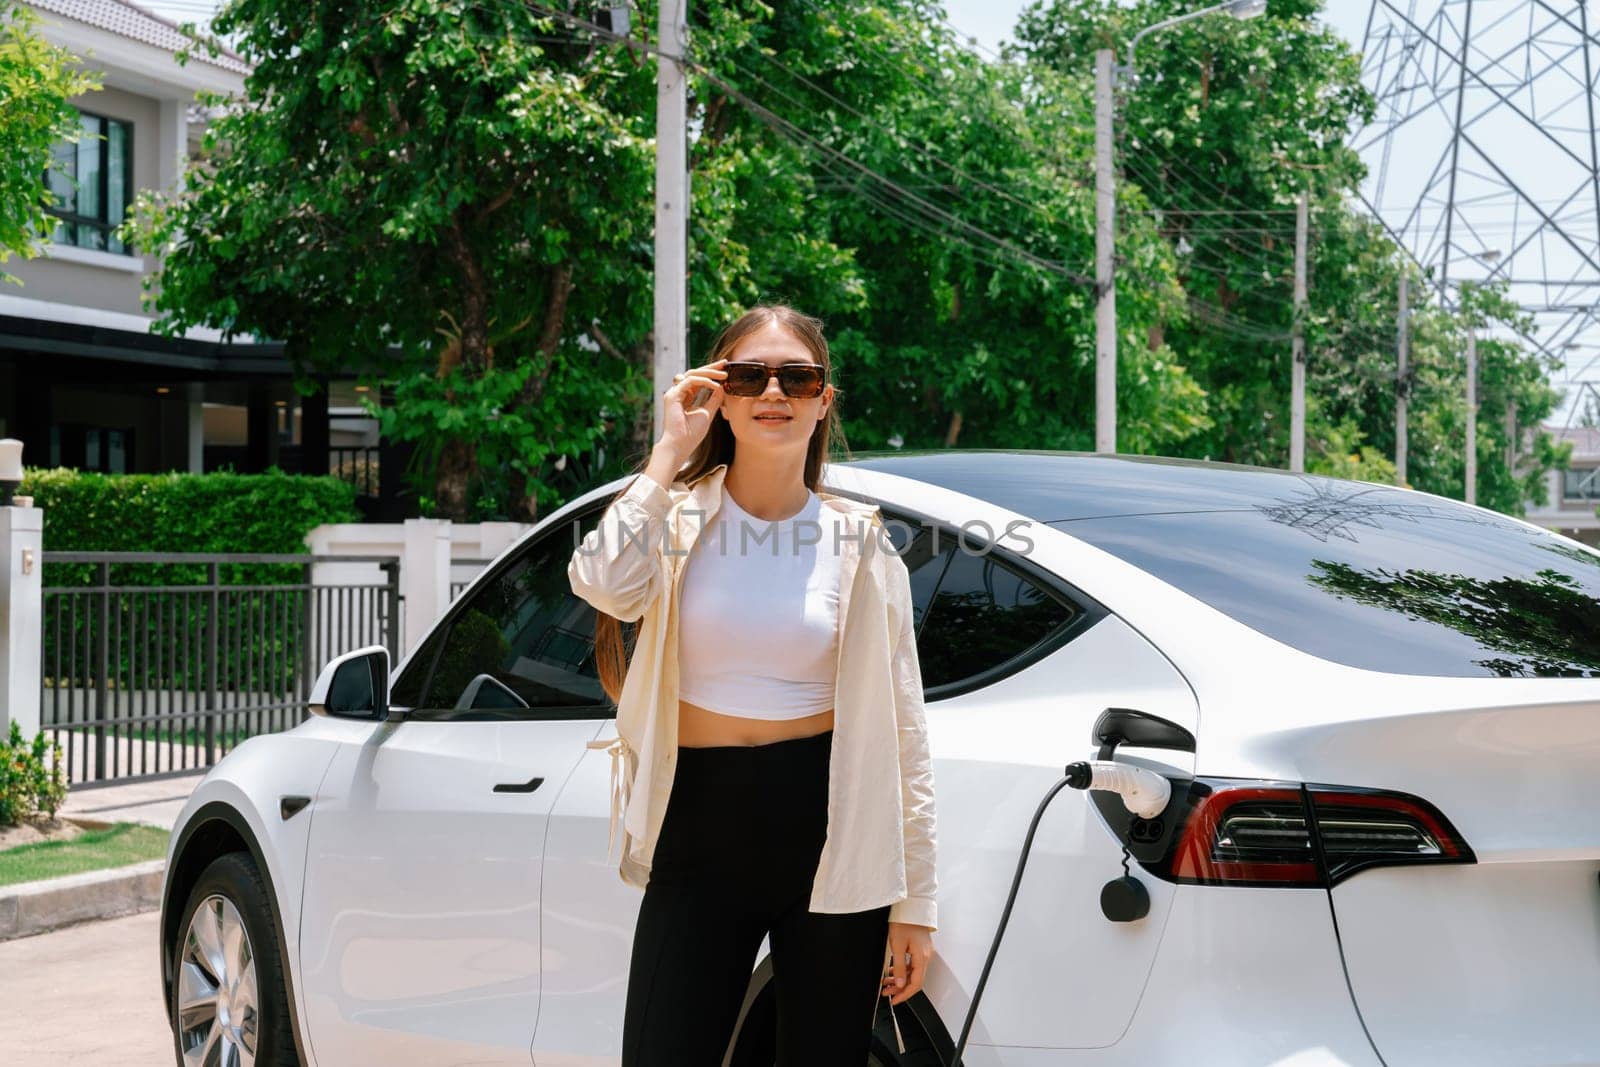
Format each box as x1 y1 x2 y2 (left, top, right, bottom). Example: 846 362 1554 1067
676 486 843 719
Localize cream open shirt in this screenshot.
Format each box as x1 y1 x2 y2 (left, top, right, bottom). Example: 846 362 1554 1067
566 461 939 929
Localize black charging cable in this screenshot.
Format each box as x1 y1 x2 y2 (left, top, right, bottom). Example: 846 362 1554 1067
947 762 1094 1065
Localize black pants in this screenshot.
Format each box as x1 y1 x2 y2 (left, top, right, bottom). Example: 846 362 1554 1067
621 729 891 1066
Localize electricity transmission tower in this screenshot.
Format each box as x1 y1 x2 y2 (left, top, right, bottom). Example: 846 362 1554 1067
1351 1 1600 391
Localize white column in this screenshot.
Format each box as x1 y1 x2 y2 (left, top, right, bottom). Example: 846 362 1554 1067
0 504 43 738
157 97 189 194
401 518 452 655
473 521 532 562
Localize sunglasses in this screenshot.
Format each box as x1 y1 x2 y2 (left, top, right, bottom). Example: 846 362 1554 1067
721 361 828 399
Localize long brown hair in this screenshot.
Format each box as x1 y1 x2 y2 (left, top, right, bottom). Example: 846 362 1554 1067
591 304 850 703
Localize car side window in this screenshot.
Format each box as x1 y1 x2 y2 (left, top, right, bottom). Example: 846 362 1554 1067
391 504 617 720
878 509 1085 695
879 511 954 632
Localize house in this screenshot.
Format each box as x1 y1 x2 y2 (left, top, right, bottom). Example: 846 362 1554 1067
1525 424 1600 547
0 0 395 512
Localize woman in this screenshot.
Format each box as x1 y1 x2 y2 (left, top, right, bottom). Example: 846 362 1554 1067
567 304 938 1065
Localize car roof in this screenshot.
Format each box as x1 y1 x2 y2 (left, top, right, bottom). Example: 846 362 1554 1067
834 448 1420 524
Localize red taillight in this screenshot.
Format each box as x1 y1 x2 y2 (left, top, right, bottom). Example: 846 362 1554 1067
1146 779 1475 888
1166 783 1322 887
1308 787 1473 884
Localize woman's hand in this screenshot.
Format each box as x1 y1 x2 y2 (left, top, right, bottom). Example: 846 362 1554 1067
881 922 935 1007
655 358 728 465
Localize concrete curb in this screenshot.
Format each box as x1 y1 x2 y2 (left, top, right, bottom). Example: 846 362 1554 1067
0 859 166 942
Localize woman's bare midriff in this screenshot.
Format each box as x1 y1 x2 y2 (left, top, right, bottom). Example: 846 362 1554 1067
677 699 835 747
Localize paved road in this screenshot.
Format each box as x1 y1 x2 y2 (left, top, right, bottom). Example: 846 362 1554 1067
0 911 171 1066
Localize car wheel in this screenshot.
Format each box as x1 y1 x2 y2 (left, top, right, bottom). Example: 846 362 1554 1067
171 852 298 1066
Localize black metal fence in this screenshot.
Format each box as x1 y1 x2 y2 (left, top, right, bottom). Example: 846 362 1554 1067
41 552 399 788
331 446 381 498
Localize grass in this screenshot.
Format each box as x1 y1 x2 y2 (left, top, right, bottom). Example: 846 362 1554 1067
0 823 170 887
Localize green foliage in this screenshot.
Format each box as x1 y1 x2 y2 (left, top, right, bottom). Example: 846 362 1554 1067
0 2 99 276
425 609 510 707
1017 0 1567 513
0 822 170 885
134 0 1568 522
0 722 67 827
19 467 360 583
714 2 1204 456
130 0 664 522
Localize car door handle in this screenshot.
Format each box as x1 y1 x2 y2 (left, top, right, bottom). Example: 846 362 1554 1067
493 776 545 794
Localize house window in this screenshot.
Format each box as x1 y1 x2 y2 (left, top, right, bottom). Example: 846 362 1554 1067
45 110 134 254
1563 467 1599 502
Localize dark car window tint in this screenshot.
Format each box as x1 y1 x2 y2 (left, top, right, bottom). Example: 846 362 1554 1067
1055 482 1600 677
917 541 1079 690
395 505 615 717
880 510 954 632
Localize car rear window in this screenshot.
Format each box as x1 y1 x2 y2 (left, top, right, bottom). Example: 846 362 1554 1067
1052 482 1600 678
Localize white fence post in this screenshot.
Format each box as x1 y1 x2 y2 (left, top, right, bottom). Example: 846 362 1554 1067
0 503 43 738
401 518 452 657
304 518 532 661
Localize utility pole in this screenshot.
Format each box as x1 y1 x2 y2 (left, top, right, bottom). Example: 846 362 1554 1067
1465 324 1478 506
653 0 689 442
1505 398 1517 474
1289 189 1308 472
1094 48 1117 454
1395 272 1409 486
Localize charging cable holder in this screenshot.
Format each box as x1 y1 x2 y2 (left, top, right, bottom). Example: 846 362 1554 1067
1063 756 1170 924
1099 845 1150 923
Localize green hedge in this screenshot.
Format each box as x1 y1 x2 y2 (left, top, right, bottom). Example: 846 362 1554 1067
21 467 359 555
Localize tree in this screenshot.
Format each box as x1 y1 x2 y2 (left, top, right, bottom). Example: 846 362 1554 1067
133 0 668 521
0 1 98 276
692 1 1206 456
133 0 879 521
1015 0 1566 512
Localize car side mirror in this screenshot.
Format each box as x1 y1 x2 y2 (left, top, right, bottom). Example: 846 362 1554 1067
309 646 395 722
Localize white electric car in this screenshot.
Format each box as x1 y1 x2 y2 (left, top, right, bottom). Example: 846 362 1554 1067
159 450 1600 1067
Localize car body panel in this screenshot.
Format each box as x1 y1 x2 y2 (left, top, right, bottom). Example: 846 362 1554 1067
946 886 1382 1066
297 716 601 1066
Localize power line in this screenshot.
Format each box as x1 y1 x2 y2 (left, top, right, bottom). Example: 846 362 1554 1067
510 0 1094 285
743 47 1064 230
708 57 1095 284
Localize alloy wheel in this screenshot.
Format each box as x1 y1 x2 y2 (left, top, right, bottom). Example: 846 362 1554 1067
176 892 260 1067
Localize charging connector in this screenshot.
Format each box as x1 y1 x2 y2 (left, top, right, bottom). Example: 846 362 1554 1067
1065 760 1172 819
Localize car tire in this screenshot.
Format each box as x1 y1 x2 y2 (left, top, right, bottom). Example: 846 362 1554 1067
170 851 299 1066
